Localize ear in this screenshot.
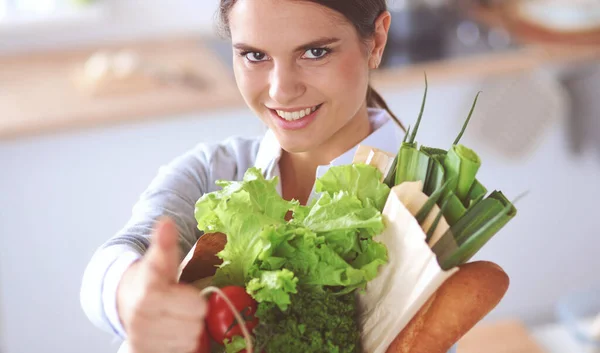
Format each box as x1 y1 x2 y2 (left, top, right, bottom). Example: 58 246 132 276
369 10 392 69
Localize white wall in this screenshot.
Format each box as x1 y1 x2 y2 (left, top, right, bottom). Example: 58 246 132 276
0 0 220 55
0 73 599 353
0 107 264 353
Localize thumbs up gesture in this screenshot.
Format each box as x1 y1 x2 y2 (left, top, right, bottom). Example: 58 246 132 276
116 217 208 353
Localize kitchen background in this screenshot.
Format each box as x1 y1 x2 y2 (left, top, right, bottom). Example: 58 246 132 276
1 0 600 352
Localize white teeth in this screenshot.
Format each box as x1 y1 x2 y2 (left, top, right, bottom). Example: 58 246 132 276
276 105 319 121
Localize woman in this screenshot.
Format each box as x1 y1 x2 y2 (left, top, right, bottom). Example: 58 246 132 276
80 1 456 352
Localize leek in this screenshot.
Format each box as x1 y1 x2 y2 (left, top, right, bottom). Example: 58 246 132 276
394 74 430 186
383 150 399 188
394 147 430 186
464 179 488 209
403 125 412 144
433 191 518 270
383 125 410 188
442 191 467 226
442 91 483 202
452 191 516 245
415 178 454 224
421 146 447 159
421 148 445 196
443 144 481 202
407 73 428 145
453 91 481 146
381 77 519 270
426 196 451 243
420 147 446 196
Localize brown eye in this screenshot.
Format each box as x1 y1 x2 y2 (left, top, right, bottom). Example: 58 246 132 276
303 48 329 60
245 52 268 62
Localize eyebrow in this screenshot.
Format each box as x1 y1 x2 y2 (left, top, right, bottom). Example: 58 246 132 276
233 37 341 52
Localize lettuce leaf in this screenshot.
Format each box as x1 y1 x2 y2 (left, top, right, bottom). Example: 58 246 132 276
301 191 385 258
315 163 390 210
194 168 298 286
246 269 299 311
223 335 246 353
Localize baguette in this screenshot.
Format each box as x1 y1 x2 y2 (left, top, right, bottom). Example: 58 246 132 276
386 261 510 353
180 235 509 353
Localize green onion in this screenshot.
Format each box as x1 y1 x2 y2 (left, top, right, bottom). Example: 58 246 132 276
415 178 454 224
440 91 483 202
408 72 428 144
378 81 519 270
420 146 447 158
433 191 518 270
425 195 451 243
394 74 430 186
453 191 516 245
394 147 430 186
403 125 412 143
420 146 447 196
383 152 399 188
442 191 467 226
443 144 481 202
464 179 488 209
453 91 481 145
383 125 411 188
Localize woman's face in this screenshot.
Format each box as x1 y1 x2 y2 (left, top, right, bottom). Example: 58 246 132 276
228 0 381 154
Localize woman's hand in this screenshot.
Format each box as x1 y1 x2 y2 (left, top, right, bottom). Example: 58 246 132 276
117 217 209 353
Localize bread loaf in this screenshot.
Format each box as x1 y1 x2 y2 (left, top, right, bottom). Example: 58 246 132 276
386 261 510 353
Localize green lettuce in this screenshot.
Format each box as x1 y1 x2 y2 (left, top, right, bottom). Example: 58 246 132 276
195 164 389 310
223 335 247 353
246 269 299 311
194 168 298 287
314 163 390 210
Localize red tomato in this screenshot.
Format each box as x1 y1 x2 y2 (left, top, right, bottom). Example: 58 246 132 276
196 327 211 353
206 286 259 344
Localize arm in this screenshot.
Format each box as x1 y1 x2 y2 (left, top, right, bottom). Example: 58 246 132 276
79 137 257 339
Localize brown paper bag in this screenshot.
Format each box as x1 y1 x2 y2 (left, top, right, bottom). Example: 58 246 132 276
177 232 227 286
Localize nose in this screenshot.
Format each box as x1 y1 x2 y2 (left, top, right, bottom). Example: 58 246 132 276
269 62 305 106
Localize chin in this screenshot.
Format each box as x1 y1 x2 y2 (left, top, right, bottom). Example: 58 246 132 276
276 137 316 154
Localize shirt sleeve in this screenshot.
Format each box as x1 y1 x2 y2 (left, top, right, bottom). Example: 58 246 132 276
79 136 258 339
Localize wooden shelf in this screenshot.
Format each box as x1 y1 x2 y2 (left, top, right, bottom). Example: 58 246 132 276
371 43 600 90
0 36 244 141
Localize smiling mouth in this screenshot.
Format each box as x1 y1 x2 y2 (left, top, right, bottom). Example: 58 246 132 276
272 104 323 121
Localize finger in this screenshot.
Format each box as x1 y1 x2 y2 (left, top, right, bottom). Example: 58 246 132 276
143 217 182 285
129 283 207 321
162 284 208 320
129 315 204 353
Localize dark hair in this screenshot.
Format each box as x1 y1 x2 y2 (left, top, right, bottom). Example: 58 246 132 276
217 0 405 131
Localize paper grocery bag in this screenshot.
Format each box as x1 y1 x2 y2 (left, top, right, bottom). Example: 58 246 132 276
352 146 459 353
177 232 226 286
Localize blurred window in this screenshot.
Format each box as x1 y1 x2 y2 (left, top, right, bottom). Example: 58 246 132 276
0 0 104 26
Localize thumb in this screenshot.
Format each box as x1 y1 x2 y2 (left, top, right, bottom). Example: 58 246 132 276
143 217 181 285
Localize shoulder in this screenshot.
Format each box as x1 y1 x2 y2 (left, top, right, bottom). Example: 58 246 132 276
186 134 263 163
162 134 265 190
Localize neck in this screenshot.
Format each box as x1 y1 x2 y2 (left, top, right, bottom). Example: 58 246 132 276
280 104 372 204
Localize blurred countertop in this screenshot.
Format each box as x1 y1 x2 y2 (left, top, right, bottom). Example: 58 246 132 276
1 5 600 141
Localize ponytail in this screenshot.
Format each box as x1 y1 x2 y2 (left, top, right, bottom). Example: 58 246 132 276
366 85 406 132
